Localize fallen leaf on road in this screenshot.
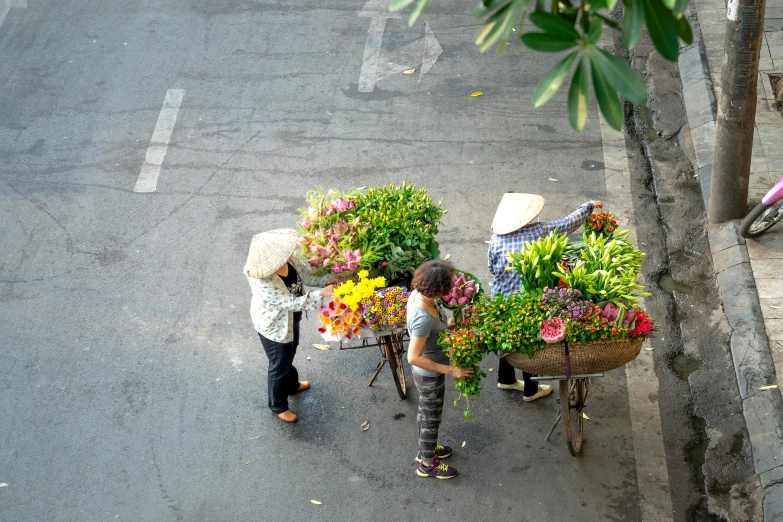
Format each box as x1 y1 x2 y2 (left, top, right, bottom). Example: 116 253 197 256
247 436 261 441
0 483 7 488
770 305 783 310
313 344 331 350
311 500 323 505
462 441 466 447
471 91 483 97
403 68 416 75
246 460 252 465
759 385 779 390
444 254 451 260
484 240 491 244
643 346 653 351
306 357 311 361
548 178 558 182
361 421 370 431
582 412 590 420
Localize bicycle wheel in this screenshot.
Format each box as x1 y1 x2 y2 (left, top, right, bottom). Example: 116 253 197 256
384 336 407 400
740 201 783 238
560 379 586 456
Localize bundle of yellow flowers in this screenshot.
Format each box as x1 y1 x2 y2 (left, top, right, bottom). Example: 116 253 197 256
333 270 386 310
316 271 386 341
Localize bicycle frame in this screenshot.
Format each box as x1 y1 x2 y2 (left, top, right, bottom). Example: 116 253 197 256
762 175 783 205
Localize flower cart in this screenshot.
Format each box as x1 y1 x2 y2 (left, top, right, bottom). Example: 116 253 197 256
505 338 643 456
297 183 446 400
441 215 654 455
336 329 410 400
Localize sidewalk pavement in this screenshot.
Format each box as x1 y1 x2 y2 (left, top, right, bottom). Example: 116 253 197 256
678 0 783 519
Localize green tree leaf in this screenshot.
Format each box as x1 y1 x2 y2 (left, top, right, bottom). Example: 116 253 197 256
589 47 647 104
588 17 604 45
568 58 588 132
673 0 690 16
407 0 430 26
389 0 415 11
642 0 679 61
532 50 579 107
674 13 693 44
476 3 523 52
660 0 675 9
590 58 624 130
529 12 580 40
521 32 579 52
622 0 643 49
474 0 515 19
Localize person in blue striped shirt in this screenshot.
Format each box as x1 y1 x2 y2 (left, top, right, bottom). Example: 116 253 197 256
487 193 603 401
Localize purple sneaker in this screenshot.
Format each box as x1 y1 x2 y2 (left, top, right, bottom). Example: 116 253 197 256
416 457 458 479
415 445 453 463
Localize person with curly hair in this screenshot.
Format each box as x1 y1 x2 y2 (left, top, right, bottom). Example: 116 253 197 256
406 259 474 479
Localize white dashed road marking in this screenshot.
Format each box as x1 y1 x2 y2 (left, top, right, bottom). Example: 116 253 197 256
134 89 185 193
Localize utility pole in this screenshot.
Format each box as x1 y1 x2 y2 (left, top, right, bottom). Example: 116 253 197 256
708 0 767 224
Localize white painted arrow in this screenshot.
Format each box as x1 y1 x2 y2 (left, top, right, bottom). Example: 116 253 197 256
420 22 443 80
358 0 400 93
0 0 27 29
375 22 443 84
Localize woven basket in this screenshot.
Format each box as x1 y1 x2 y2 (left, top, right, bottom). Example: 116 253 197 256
504 339 643 376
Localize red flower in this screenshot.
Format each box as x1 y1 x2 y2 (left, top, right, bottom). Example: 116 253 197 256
318 327 326 334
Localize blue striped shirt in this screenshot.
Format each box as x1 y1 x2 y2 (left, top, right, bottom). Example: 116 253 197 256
488 203 594 296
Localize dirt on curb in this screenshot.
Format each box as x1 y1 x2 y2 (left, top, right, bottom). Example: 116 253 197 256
616 31 764 521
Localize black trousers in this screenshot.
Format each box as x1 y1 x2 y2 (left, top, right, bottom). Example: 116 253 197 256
497 356 539 397
258 320 301 414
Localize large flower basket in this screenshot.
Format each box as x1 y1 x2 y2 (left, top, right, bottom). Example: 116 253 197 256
504 338 643 376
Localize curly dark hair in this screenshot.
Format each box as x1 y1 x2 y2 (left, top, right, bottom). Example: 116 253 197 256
411 259 454 298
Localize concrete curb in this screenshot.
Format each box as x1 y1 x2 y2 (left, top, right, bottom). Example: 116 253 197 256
678 9 783 521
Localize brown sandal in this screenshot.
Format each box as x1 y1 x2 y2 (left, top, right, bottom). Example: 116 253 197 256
276 410 298 423
297 381 311 392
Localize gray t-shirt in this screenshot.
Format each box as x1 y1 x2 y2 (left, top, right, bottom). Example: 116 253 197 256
406 290 449 377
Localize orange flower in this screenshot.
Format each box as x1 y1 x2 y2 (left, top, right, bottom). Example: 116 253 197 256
320 316 333 326
346 313 360 327
333 317 344 329
352 326 361 336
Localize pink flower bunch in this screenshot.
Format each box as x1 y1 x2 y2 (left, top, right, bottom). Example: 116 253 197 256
540 317 565 344
331 248 362 273
298 217 366 273
303 198 356 223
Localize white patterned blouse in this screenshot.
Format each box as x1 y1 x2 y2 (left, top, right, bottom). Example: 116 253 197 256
246 255 328 343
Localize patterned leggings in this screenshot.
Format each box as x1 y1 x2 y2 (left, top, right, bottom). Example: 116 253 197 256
413 372 446 463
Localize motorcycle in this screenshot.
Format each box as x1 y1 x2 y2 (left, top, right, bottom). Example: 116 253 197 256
740 175 783 238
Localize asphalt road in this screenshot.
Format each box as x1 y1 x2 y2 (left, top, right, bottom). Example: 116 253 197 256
1 1 681 521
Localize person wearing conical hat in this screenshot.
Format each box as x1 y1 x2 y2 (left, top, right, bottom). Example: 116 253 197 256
488 194 603 401
244 228 336 423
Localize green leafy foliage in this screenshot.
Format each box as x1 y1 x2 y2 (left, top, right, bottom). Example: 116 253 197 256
389 0 692 131
353 182 444 281
554 230 650 306
506 230 569 294
440 318 487 420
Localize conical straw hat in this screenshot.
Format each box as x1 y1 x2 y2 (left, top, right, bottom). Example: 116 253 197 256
491 193 545 235
244 228 298 279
